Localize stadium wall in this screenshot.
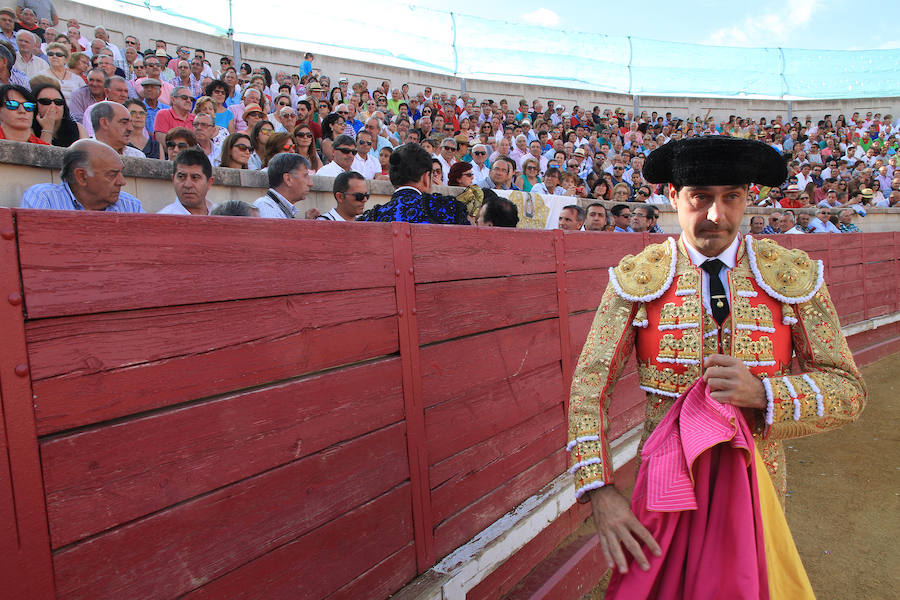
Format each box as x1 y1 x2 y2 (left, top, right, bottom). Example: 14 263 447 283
3 142 900 233
57 0 900 121
0 206 897 599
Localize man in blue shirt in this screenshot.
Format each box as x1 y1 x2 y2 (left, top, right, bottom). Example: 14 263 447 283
21 139 144 212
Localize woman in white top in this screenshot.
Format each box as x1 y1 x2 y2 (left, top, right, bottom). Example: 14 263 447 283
44 42 85 99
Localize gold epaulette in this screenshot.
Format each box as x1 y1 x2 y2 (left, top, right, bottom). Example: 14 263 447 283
745 236 824 304
609 237 678 302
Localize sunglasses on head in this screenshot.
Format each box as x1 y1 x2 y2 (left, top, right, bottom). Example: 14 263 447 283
4 100 35 112
37 97 65 106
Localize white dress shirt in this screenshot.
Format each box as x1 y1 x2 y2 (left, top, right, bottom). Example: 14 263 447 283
681 233 741 315
316 161 347 178
157 199 215 215
253 188 298 218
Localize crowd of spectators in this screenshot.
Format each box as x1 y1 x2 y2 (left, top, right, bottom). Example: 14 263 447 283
3 3 898 230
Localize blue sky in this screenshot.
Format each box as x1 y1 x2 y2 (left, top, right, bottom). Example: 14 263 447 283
407 0 900 51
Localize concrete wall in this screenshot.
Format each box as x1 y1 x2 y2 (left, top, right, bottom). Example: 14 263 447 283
4 141 899 232
56 0 900 123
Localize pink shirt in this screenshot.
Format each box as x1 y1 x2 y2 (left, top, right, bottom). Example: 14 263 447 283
153 108 195 135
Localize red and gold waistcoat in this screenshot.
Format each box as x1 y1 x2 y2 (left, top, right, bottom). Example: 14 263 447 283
568 235 866 503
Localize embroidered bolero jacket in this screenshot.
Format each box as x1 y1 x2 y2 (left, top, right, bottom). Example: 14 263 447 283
567 235 866 501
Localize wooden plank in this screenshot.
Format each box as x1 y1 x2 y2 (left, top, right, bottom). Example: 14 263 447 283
420 319 561 410
505 533 607 600
466 502 592 600
26 287 397 381
434 449 566 560
861 232 895 261
564 233 650 272
184 484 414 600
864 261 896 319
411 225 555 283
392 221 435 572
15 210 396 318
0 209 55 599
42 359 403 549
29 288 398 434
416 273 559 346
324 543 417 600
566 269 609 314
425 364 565 466
430 405 566 524
51 424 409 600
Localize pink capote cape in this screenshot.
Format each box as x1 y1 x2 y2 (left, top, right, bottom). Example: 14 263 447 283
606 378 769 600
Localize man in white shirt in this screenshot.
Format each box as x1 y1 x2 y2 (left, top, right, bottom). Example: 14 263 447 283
469 144 490 182
317 134 357 178
317 171 368 221
13 29 48 78
808 207 840 233
435 137 456 185
158 148 216 215
351 130 380 179
253 153 314 219
795 164 813 191
91 101 146 158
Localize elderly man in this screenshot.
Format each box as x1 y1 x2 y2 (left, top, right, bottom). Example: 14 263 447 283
67 67 106 123
480 157 516 190
317 170 368 221
83 75 130 136
358 143 481 224
469 143 490 182
808 206 840 233
780 211 805 234
13 29 47 77
253 153 314 219
153 86 194 144
435 136 457 185
92 26 125 71
838 208 861 233
761 210 782 234
228 87 261 132
158 148 215 215
317 134 357 178
91 101 145 158
21 139 144 211
629 204 653 233
0 41 27 88
0 7 17 50
568 137 863 597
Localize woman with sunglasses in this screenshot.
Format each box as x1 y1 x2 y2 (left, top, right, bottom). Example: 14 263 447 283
515 157 541 193
44 42 84 98
292 123 322 173
219 132 252 169
260 132 295 169
123 97 159 158
248 120 274 170
29 76 85 147
0 84 49 144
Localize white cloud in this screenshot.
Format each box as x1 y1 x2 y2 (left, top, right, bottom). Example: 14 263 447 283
706 0 821 47
521 8 560 27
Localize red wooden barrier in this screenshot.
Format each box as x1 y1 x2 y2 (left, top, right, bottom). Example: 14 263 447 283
0 208 896 599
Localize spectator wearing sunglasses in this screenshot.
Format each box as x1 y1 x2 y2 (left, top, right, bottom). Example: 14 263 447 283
317 134 356 177
318 170 367 221
153 85 194 145
469 143 490 182
163 127 196 161
351 129 380 179
29 75 84 146
0 83 48 143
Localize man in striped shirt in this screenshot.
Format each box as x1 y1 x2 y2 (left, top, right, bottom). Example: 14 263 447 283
21 139 144 212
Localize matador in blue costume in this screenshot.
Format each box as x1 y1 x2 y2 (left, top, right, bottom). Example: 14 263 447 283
359 143 483 224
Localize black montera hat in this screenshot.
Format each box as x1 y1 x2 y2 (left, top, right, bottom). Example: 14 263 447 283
644 137 786 187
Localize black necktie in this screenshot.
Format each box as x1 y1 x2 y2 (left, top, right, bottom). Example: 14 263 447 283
701 259 729 325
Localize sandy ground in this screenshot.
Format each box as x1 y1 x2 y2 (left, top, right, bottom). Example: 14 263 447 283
585 352 900 599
